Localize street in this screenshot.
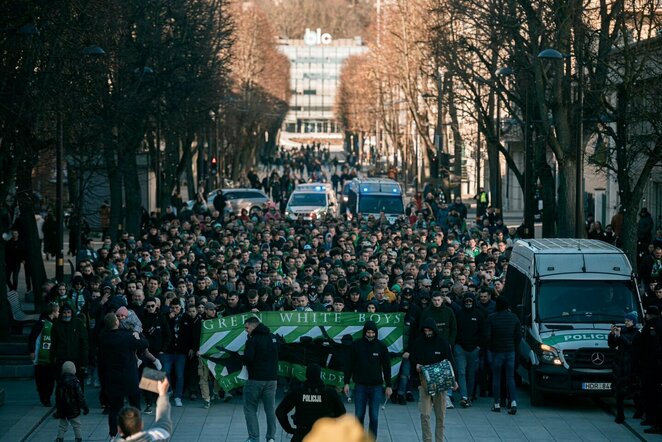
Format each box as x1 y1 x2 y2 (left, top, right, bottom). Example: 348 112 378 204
0 378 653 441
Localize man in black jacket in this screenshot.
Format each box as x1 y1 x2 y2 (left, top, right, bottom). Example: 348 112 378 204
141 297 171 414
98 312 149 439
343 320 392 439
410 318 457 442
487 297 521 414
276 363 346 442
453 293 487 407
243 316 279 442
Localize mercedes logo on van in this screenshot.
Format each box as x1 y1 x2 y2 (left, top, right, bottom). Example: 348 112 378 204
591 352 605 366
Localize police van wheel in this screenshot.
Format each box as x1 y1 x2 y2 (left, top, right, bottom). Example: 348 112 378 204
529 368 544 406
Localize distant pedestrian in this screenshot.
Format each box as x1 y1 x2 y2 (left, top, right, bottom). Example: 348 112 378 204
343 320 392 439
243 316 279 442
276 363 346 442
54 361 89 442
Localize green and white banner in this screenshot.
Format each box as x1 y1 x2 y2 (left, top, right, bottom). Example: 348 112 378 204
200 311 405 390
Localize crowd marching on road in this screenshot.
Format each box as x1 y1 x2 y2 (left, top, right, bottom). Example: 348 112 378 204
8 144 661 441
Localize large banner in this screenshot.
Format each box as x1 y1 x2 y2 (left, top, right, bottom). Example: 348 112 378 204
199 311 405 390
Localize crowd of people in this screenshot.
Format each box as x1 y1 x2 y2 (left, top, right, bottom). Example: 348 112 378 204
17 153 662 441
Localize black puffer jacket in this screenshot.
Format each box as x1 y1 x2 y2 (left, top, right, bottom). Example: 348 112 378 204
608 326 639 380
243 323 279 381
55 373 89 419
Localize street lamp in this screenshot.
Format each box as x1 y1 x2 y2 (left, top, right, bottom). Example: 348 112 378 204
538 48 584 238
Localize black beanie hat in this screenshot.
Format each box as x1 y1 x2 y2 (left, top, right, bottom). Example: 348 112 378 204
363 320 378 336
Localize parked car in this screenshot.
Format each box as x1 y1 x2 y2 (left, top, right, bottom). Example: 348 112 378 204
209 188 270 215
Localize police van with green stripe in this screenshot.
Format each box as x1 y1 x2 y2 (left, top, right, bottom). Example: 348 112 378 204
502 239 643 405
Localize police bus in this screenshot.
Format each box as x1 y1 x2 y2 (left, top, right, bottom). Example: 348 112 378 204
340 178 404 224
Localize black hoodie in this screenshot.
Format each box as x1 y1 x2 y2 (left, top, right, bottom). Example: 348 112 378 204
276 364 346 435
344 320 391 387
410 317 456 373
243 322 279 381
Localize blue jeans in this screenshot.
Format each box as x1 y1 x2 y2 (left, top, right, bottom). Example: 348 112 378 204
454 346 479 400
491 351 517 405
353 384 384 437
162 353 186 399
397 358 411 395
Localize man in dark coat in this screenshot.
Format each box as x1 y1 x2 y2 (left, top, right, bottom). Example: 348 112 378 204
608 312 641 424
276 363 346 442
243 316 279 442
141 297 171 414
640 306 662 434
98 312 149 439
487 297 521 414
50 304 89 390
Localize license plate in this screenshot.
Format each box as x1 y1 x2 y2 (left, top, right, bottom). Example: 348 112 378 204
581 382 611 390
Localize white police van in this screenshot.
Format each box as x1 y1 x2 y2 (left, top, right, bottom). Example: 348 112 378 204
284 183 338 221
502 239 643 405
340 178 404 224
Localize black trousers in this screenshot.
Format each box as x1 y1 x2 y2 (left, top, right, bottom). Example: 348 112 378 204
107 389 141 437
34 364 56 403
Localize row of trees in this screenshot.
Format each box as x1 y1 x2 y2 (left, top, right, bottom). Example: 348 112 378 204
0 0 289 337
337 0 662 265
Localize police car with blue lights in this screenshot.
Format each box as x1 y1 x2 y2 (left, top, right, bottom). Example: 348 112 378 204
340 178 404 224
284 183 338 221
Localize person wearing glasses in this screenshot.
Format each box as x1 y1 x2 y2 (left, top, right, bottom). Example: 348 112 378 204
141 298 171 414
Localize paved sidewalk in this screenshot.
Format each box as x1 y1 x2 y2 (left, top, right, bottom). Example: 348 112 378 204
0 378 656 442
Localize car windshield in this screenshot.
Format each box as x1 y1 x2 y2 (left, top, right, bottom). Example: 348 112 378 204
290 193 326 206
537 280 639 323
359 195 404 214
224 191 264 200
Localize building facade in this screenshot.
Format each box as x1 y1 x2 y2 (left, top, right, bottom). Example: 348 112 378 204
277 34 368 136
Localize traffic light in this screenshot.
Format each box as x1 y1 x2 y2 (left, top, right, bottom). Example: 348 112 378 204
211 156 218 175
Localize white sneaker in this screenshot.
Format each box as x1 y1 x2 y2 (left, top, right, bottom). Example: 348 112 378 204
445 395 454 409
174 398 183 407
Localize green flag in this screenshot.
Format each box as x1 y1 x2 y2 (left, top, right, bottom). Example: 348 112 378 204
200 311 405 390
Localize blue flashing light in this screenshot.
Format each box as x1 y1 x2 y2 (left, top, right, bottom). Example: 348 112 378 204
363 187 369 192
392 188 398 193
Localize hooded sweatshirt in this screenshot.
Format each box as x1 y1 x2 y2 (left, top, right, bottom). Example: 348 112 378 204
243 322 279 381
410 317 455 371
276 364 346 435
344 320 391 387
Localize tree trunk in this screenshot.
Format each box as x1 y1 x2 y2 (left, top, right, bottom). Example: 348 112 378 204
539 163 557 238
121 146 142 236
15 155 47 308
103 134 123 243
488 140 501 215
0 144 17 338
557 158 577 237
621 202 639 272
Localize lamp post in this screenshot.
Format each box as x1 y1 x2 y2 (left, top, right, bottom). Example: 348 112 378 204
538 48 584 238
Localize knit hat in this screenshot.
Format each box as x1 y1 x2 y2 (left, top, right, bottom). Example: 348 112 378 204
116 306 129 317
205 302 216 310
62 361 76 375
624 312 638 324
363 320 378 336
